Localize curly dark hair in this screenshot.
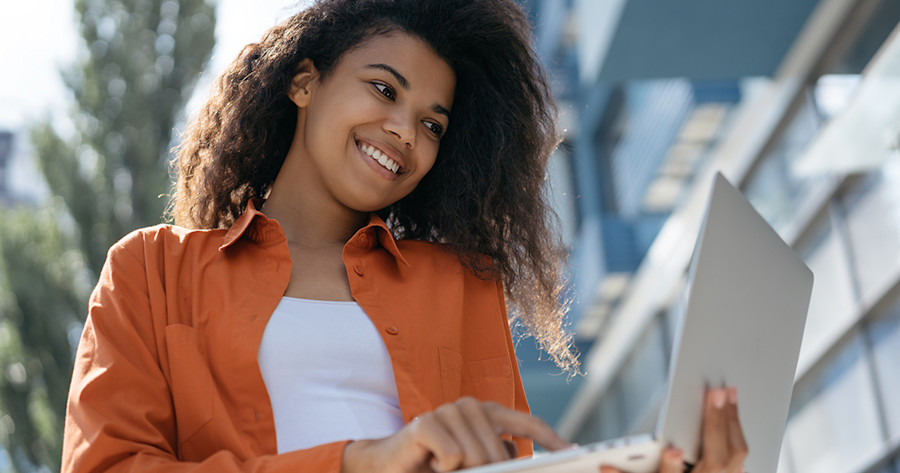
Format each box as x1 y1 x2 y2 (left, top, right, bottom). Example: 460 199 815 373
170 0 578 371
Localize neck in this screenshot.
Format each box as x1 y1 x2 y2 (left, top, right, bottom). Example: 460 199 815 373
263 162 369 248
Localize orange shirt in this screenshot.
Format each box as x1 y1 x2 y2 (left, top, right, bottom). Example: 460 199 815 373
62 200 531 472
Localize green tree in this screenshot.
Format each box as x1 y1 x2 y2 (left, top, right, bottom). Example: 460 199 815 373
0 0 215 470
0 205 89 472
39 0 217 274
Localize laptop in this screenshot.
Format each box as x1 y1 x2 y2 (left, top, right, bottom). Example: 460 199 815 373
460 173 814 473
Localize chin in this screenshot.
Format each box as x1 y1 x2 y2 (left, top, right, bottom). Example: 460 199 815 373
344 193 407 214
344 199 394 214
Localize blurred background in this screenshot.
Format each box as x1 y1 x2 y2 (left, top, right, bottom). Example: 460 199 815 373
1 0 899 472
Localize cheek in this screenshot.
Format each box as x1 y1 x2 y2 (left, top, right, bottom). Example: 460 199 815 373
399 154 438 194
305 95 353 139
418 146 440 175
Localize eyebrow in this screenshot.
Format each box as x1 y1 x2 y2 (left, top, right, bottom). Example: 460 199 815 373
365 63 451 118
367 63 409 89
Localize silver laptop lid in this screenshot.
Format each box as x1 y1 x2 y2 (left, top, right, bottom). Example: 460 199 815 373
656 173 813 472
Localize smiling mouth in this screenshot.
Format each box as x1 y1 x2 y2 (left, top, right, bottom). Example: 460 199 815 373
358 142 401 174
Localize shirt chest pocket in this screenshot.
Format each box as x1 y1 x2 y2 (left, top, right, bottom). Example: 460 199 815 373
165 324 215 452
439 346 515 408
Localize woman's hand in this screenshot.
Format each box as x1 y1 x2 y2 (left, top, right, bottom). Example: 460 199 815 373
601 387 748 473
341 396 573 473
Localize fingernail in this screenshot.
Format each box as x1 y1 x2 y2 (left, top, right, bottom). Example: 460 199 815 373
666 448 683 465
712 389 726 409
727 387 738 405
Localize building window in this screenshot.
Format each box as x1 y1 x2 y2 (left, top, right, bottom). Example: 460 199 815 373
616 315 668 434
839 162 900 302
783 332 884 473
743 92 828 235
573 314 670 443
575 378 626 443
795 212 858 361
867 459 900 473
866 299 900 442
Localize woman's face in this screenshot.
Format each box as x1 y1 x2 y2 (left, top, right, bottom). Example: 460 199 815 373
287 32 456 213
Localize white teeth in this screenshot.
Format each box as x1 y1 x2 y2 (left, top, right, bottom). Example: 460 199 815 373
359 142 400 174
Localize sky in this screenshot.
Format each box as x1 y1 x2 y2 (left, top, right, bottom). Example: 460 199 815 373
0 0 312 129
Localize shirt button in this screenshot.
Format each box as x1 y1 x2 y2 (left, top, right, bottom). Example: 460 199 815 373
356 233 369 247
354 265 365 276
385 326 399 335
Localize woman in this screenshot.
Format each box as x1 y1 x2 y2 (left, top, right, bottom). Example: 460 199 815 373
62 0 746 472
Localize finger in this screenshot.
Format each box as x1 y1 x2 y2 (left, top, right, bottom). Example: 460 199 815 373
456 398 510 463
432 404 488 469
700 388 730 469
483 403 571 451
407 415 464 472
434 400 491 467
502 439 518 458
725 387 748 471
659 448 685 473
599 467 620 473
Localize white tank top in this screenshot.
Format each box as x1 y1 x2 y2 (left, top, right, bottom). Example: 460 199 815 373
257 297 405 453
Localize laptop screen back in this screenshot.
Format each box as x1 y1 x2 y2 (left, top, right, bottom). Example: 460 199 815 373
656 173 813 473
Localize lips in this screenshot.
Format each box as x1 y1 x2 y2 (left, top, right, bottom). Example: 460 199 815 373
359 142 400 173
355 139 406 176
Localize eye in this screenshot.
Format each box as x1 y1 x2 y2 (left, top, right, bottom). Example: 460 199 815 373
371 82 396 100
423 120 444 137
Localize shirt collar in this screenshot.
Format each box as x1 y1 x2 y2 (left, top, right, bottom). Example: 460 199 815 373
359 214 410 267
218 198 409 266
219 198 268 251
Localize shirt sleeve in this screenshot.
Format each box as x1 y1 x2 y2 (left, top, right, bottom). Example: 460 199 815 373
62 234 350 473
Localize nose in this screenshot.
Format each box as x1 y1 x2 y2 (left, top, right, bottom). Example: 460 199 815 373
383 111 416 149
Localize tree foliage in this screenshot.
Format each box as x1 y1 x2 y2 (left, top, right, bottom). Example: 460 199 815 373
42 0 217 274
0 205 88 472
0 0 215 470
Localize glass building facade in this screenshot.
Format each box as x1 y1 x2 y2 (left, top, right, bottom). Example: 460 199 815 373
519 1 900 471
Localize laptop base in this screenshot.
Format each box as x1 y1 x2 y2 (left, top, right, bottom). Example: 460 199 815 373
458 434 662 473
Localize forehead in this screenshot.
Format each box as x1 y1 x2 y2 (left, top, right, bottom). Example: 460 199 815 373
337 32 456 105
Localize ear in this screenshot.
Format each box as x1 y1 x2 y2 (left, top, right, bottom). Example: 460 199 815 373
288 58 319 108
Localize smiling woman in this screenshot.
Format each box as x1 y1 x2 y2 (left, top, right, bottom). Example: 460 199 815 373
60 1 744 472
169 0 576 368
62 1 580 470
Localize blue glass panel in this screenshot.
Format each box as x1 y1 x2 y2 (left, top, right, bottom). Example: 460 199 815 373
867 303 900 441
784 333 884 473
